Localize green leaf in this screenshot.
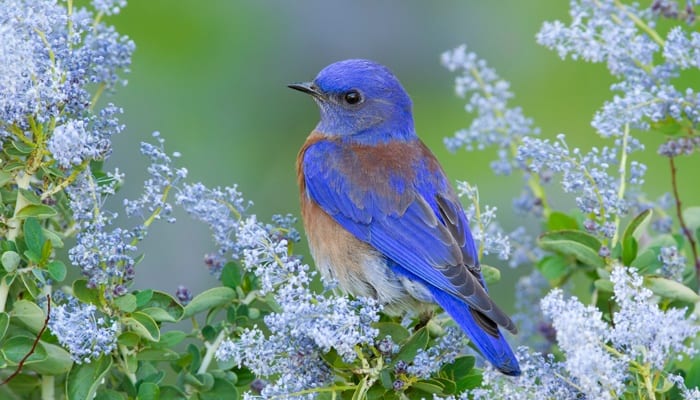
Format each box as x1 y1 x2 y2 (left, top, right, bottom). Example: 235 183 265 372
538 230 604 269
2 160 25 172
136 382 159 400
20 272 41 298
42 228 64 248
182 287 236 318
594 279 614 293
23 217 44 255
41 240 52 263
73 279 100 305
24 249 41 263
221 262 242 289
47 260 67 282
630 248 663 274
19 189 41 205
95 389 128 400
547 211 579 230
11 140 35 154
394 328 429 365
621 209 652 265
25 341 73 376
1 250 21 272
139 290 184 322
152 330 187 349
441 355 476 380
648 234 677 248
0 170 12 187
186 343 202 372
136 348 180 361
623 209 652 242
184 372 214 390
651 116 683 135
118 332 141 347
455 371 483 392
0 312 9 341
374 322 410 344
537 255 569 282
480 264 501 284
411 381 444 394
687 356 700 390
366 384 388 400
2 336 47 365
682 206 700 231
159 386 188 400
432 378 456 395
646 277 700 303
114 294 138 313
200 378 239 400
10 299 46 333
4 374 41 396
66 355 112 400
122 312 160 342
16 204 57 219
621 236 638 266
134 289 154 308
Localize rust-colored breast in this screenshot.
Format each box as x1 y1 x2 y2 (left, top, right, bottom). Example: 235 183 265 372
295 131 433 310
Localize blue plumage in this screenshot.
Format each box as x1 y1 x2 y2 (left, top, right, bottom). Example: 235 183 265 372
292 59 521 375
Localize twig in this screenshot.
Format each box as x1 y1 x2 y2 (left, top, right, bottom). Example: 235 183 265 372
668 157 700 279
2 295 51 385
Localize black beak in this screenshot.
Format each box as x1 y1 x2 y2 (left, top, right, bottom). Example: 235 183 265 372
288 81 322 97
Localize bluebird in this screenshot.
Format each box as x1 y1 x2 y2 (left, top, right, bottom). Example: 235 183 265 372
290 59 520 376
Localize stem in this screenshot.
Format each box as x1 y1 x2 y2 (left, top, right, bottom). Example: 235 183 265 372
669 157 700 280
197 328 227 374
611 123 630 248
2 170 32 311
118 344 137 385
469 67 551 217
40 160 89 200
612 0 665 46
8 172 32 241
0 280 9 313
41 375 54 400
89 83 106 112
2 295 50 385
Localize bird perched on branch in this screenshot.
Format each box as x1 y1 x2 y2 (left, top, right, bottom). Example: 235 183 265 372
290 59 520 376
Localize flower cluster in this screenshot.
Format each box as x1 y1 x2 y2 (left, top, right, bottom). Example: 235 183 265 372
213 210 381 398
609 265 698 369
48 295 119 363
440 44 539 174
123 132 187 224
465 265 699 399
0 0 133 138
516 134 641 237
540 287 627 398
407 327 465 378
659 245 687 281
537 0 700 138
175 182 250 257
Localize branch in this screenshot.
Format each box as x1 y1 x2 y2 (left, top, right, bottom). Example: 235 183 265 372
668 157 700 280
1 295 51 385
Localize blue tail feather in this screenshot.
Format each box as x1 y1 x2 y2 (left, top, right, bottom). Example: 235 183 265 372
427 285 521 376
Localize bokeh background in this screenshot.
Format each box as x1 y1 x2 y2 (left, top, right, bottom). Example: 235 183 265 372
96 1 693 313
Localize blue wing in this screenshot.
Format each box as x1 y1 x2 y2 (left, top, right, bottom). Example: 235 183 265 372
302 138 520 375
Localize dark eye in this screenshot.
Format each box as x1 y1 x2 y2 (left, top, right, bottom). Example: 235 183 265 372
343 90 362 105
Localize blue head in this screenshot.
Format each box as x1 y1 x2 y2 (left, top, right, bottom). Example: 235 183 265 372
289 59 416 144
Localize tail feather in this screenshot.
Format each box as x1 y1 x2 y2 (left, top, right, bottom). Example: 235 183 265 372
428 285 521 376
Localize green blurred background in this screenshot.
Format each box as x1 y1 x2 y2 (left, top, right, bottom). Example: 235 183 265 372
97 1 695 313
